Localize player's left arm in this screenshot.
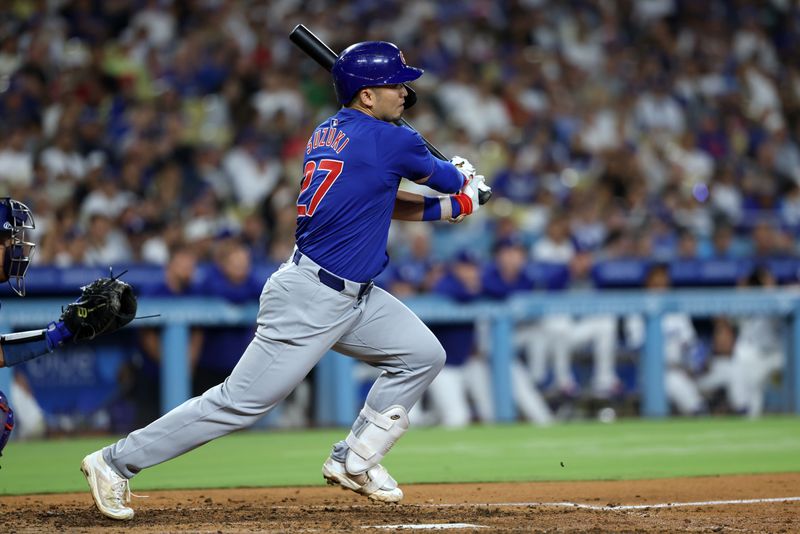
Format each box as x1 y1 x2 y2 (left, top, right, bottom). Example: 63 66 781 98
392 186 482 223
392 190 427 221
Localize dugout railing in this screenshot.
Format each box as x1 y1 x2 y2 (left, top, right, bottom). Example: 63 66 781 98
1 288 798 426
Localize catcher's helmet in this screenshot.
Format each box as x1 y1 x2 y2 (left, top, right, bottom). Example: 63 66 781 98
332 41 423 105
0 198 35 296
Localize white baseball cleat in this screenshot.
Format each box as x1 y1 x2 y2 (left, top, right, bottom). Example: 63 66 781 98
81 450 135 520
322 457 404 503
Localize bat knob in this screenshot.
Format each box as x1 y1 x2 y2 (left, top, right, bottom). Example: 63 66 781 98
478 187 492 206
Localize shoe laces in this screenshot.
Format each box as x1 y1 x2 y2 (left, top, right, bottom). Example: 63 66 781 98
109 479 131 507
109 478 148 506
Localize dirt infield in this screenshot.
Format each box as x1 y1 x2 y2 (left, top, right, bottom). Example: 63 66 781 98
2 473 798 532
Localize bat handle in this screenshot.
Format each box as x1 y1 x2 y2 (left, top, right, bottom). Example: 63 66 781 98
396 118 446 161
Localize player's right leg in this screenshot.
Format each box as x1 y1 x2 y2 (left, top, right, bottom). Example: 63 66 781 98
325 286 447 502
426 365 471 427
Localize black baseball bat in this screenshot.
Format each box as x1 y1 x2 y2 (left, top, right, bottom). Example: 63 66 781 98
289 24 491 205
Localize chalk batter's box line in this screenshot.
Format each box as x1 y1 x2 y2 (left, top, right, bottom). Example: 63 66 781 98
486 496 800 511
214 496 800 512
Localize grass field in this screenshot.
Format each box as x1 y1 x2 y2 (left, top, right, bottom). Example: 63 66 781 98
1 416 798 495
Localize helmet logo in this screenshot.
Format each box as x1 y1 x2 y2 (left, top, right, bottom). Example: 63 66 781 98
2 222 11 230
399 51 407 65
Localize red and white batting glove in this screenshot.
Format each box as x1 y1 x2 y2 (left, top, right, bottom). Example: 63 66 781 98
449 173 485 223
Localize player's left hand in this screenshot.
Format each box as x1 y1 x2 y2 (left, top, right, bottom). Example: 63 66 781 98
60 276 137 342
450 156 476 181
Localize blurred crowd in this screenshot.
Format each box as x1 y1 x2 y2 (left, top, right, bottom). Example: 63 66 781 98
1 0 797 427
1 0 799 272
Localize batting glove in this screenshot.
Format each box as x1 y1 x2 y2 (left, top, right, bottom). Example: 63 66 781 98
450 156 476 182
449 173 485 223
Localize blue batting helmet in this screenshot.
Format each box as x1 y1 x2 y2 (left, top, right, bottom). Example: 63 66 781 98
332 41 423 105
0 198 35 296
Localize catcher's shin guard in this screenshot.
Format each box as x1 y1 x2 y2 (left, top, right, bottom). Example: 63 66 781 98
0 390 14 459
345 404 409 475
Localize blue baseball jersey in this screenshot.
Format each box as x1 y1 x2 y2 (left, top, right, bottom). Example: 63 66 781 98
295 108 439 283
481 263 536 300
431 271 480 366
197 264 261 371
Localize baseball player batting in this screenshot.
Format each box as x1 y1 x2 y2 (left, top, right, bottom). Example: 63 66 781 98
81 40 488 520
0 197 136 464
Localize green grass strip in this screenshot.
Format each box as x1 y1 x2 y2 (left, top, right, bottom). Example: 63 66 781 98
1 416 798 495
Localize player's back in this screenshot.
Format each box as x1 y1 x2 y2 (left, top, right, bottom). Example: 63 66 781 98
295 108 434 282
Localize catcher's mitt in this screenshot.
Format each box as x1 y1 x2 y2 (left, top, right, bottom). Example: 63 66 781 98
61 277 137 342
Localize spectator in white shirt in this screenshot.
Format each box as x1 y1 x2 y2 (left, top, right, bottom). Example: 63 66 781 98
729 268 785 417
625 263 706 415
527 214 619 397
222 130 281 210
40 128 87 182
83 211 133 266
0 128 33 187
635 79 686 135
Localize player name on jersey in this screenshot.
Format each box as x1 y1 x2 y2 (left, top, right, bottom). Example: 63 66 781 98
305 124 350 155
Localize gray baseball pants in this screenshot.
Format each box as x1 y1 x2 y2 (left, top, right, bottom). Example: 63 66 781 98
104 252 446 479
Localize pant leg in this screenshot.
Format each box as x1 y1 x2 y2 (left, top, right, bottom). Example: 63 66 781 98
516 322 548 385
511 360 553 425
462 357 495 422
426 366 471 427
580 316 619 393
104 263 363 478
665 368 703 415
572 315 619 393
544 316 576 390
333 286 446 413
697 357 733 394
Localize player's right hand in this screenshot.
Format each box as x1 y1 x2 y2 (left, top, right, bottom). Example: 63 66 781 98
449 173 485 223
463 174 485 214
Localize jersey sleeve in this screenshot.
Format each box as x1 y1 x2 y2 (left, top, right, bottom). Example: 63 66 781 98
378 125 435 183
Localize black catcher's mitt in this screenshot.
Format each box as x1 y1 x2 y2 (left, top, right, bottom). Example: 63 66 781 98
61 277 137 342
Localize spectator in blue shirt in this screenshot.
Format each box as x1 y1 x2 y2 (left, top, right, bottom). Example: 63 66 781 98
482 234 536 299
483 235 553 425
417 250 493 427
134 246 204 425
193 240 262 395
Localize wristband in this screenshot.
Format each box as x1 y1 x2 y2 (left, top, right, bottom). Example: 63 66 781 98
422 196 441 221
422 196 466 221
452 193 473 216
45 320 73 349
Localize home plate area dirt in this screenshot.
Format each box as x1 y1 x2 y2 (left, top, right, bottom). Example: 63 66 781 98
2 473 798 532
